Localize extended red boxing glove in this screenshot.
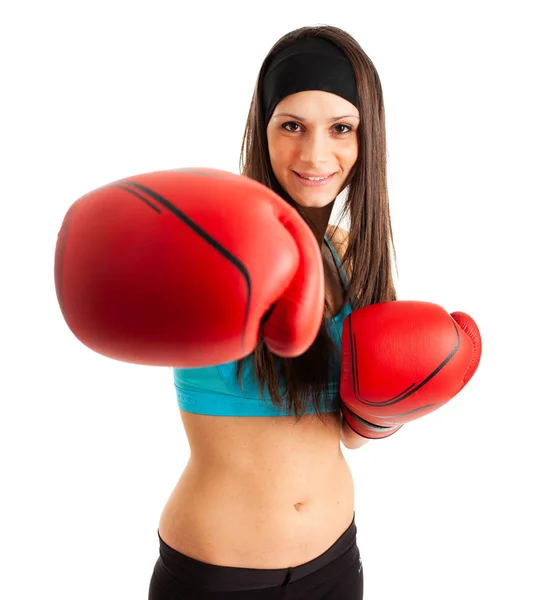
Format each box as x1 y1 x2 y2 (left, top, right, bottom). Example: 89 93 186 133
54 168 324 367
340 301 482 439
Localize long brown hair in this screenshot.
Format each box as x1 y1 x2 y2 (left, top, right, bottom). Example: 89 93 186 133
237 25 398 425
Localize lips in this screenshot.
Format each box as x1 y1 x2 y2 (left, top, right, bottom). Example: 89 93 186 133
295 171 333 180
292 171 335 187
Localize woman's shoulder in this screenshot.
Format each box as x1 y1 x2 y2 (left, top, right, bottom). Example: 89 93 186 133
326 224 350 260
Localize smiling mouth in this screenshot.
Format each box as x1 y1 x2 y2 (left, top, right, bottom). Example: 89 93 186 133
294 172 334 181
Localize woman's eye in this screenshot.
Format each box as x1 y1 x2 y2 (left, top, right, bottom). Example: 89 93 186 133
281 122 353 134
282 121 301 132
334 124 352 134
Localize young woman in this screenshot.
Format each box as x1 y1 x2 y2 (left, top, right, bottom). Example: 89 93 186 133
149 24 397 599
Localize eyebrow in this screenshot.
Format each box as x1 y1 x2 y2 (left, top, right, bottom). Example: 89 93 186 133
272 112 360 122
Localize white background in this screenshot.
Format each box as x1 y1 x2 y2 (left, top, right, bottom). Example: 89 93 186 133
1 1 532 598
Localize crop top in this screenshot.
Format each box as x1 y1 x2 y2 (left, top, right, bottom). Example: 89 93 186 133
173 235 353 417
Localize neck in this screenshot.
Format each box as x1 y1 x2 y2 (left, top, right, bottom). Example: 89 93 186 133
273 176 336 250
297 200 336 248
271 178 335 247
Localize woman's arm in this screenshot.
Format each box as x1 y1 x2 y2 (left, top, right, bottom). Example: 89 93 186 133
328 225 367 449
340 414 370 450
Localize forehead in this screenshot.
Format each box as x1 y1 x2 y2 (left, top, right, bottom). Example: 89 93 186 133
274 90 359 118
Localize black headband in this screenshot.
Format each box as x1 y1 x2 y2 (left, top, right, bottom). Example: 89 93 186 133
262 36 359 126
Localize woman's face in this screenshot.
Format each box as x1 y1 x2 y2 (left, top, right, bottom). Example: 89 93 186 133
266 90 360 208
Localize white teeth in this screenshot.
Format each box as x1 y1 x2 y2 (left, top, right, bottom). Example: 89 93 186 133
298 174 329 181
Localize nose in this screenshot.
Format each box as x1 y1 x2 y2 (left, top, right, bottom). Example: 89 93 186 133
299 130 331 165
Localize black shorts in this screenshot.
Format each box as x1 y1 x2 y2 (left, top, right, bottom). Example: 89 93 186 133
148 513 363 599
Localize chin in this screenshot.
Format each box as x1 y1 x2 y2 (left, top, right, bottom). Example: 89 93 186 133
281 172 342 207
288 187 339 208
292 197 333 209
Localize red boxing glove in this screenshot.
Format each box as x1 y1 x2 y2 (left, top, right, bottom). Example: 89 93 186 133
340 301 482 439
54 168 324 367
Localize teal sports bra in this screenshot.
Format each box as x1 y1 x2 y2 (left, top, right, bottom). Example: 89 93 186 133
173 235 353 417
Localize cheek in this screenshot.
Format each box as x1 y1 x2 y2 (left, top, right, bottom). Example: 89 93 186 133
269 139 295 173
340 141 358 166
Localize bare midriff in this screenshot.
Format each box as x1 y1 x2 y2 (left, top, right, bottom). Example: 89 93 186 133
158 410 355 569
